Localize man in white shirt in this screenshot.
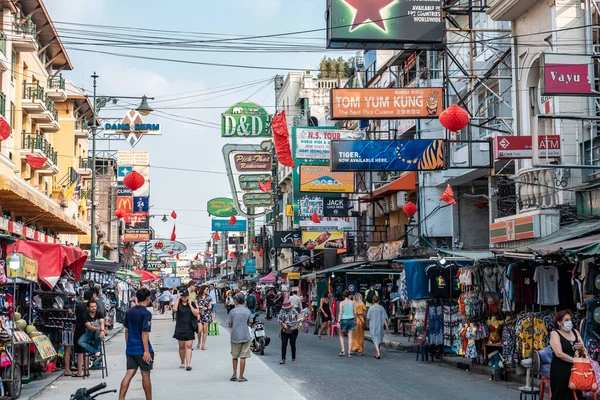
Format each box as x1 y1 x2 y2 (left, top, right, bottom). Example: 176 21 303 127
208 284 219 321
289 291 302 312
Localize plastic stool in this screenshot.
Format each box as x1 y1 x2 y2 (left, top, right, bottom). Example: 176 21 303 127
519 387 540 400
539 377 550 400
208 321 220 336
100 340 108 379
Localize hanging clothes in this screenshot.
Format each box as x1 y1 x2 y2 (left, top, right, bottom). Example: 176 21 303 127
465 325 478 359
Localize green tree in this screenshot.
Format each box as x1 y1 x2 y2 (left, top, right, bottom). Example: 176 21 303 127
318 56 353 78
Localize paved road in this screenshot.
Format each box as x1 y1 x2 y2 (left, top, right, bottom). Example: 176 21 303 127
219 306 517 400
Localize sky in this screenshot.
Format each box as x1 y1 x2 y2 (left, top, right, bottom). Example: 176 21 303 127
44 0 348 255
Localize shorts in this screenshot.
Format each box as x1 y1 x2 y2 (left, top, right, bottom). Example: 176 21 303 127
340 319 356 333
62 329 74 346
211 303 217 313
231 341 252 359
126 353 155 371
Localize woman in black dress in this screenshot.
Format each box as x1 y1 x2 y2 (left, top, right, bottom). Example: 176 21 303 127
549 310 586 400
172 289 199 371
318 292 332 340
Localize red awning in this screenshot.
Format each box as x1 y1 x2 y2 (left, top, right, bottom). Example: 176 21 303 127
132 270 160 283
371 172 417 199
259 271 284 283
7 240 87 289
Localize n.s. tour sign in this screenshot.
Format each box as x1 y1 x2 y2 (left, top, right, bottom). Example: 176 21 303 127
222 101 271 137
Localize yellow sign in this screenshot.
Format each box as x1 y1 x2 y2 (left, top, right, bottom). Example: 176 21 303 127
301 231 345 250
32 335 57 359
7 255 38 282
287 272 301 280
286 205 294 217
299 165 355 193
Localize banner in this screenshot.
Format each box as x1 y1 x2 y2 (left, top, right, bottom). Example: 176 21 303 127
245 258 256 274
211 219 247 232
295 128 365 160
301 231 345 250
323 198 349 217
274 230 302 248
331 139 446 171
299 165 354 193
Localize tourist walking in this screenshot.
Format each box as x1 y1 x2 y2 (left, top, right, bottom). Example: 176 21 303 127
289 291 302 312
317 292 332 340
162 289 172 314
337 290 355 357
196 284 213 350
367 296 389 359
119 288 153 400
278 300 300 364
351 293 367 355
550 310 586 399
266 290 275 320
208 283 219 321
170 288 179 321
226 293 253 382
172 289 199 371
246 289 257 314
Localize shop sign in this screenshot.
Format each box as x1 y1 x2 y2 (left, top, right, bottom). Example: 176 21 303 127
116 196 133 213
490 215 540 244
382 240 404 260
274 230 302 249
330 88 443 119
124 230 151 243
493 135 561 160
238 174 272 191
298 195 324 217
287 272 300 280
7 255 38 281
32 335 57 359
117 151 150 196
234 153 272 172
116 182 133 196
243 193 273 207
541 54 594 96
126 212 149 230
299 216 356 232
9 221 23 236
285 204 294 217
105 109 161 147
327 0 444 49
301 231 345 250
207 198 237 217
24 227 35 240
299 165 355 193
294 127 365 160
146 260 164 271
135 240 187 257
0 216 8 232
245 258 256 274
222 101 271 138
324 198 349 217
331 139 446 171
133 196 149 212
211 218 247 232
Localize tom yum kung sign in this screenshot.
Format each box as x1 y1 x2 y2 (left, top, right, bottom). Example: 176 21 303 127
330 88 443 119
234 153 272 172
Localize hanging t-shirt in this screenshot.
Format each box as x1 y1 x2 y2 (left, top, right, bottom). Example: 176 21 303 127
557 266 575 310
533 265 559 306
510 266 535 305
586 263 600 295
427 265 460 299
482 266 498 293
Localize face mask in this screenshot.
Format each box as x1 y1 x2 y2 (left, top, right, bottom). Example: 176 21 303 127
563 321 573 331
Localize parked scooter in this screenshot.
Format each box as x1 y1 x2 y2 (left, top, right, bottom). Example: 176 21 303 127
250 312 270 355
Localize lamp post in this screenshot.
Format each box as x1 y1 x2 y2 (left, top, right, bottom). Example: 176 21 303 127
89 72 154 261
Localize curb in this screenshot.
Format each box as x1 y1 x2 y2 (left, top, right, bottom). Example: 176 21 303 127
363 334 418 352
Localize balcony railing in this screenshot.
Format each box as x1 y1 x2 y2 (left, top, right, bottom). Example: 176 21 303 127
22 132 57 165
75 119 89 131
518 168 558 211
0 92 6 118
78 157 90 170
48 75 65 90
22 82 58 121
43 96 58 121
0 32 6 57
13 16 36 36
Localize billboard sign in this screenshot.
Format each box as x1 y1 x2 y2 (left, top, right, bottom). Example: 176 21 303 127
493 135 561 159
105 109 161 147
207 198 237 217
124 230 151 242
242 193 273 207
331 88 443 119
222 101 271 137
541 54 594 96
238 174 272 191
211 218 247 232
117 182 133 196
301 231 345 250
126 212 149 230
299 165 355 193
133 196 149 212
234 153 272 172
274 230 302 248
133 239 187 257
298 195 324 217
324 197 349 217
295 128 365 160
330 139 446 171
116 196 133 213
117 166 132 182
327 0 444 49
245 258 257 274
117 151 150 196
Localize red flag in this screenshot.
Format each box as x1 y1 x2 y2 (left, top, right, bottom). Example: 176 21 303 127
171 210 177 219
440 185 457 205
176 254 180 260
259 248 264 257
311 212 321 224
194 254 198 260
213 232 220 241
271 111 295 167
170 224 176 241
228 215 237 225
258 180 272 193
168 250 174 255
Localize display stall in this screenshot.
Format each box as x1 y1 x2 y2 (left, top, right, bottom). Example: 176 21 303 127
81 259 121 330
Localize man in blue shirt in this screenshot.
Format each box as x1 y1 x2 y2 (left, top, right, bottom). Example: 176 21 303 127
119 288 153 400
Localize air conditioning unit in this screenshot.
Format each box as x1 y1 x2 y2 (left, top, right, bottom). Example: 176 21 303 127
396 191 408 208
374 201 382 218
390 193 399 211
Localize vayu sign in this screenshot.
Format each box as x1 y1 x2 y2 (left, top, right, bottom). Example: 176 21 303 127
222 101 271 137
541 54 594 96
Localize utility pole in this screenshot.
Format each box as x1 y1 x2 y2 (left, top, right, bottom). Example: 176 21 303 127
90 72 98 261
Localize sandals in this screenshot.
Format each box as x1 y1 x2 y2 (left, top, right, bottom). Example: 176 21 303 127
238 378 248 383
179 364 185 369
375 355 381 359
339 351 345 357
230 376 238 382
279 360 286 364
186 366 192 371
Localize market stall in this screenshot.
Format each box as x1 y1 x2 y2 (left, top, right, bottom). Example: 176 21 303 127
81 259 121 329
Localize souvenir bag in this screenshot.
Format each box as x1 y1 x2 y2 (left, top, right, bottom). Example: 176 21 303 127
0 351 11 368
569 351 598 399
302 320 309 334
0 261 6 284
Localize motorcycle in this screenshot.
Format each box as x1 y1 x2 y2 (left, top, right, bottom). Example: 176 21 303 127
250 312 270 356
71 383 117 400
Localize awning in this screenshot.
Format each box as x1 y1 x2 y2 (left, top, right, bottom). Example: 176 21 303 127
513 234 600 256
437 249 495 261
300 261 377 280
132 270 160 283
570 241 600 258
0 177 89 234
371 172 417 199
84 258 121 273
116 269 142 282
259 271 284 283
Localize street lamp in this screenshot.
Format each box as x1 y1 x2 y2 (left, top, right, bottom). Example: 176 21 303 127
8 249 20 271
90 72 154 261
161 215 168 223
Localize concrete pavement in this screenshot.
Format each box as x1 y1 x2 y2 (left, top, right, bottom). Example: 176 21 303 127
32 310 306 400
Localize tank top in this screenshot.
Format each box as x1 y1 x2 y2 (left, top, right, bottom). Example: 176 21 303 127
341 301 354 320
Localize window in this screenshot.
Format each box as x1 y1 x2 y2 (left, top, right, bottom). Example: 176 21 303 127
9 102 14 131
11 50 15 80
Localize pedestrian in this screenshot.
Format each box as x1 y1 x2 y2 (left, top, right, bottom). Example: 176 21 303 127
90 286 106 317
255 290 261 311
196 284 212 350
245 289 257 315
227 293 253 382
550 310 586 399
266 290 275 320
74 290 105 377
278 300 300 364
351 293 367 355
150 286 157 312
317 292 332 340
77 300 105 357
172 289 199 371
170 288 179 321
162 289 172 313
208 283 219 321
226 290 235 314
273 291 284 316
367 296 389 359
365 283 379 312
118 288 153 400
187 282 197 303
337 290 355 358
289 291 302 312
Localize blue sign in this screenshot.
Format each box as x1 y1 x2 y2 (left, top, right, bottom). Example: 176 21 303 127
211 219 247 232
133 196 149 212
245 258 256 274
118 165 133 181
330 139 446 172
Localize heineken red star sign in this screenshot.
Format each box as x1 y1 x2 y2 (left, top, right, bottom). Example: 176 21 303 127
327 0 444 49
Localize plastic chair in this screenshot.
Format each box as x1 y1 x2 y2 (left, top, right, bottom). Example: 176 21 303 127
539 376 550 400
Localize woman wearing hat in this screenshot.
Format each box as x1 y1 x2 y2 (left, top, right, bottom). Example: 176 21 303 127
277 300 300 364
172 289 200 370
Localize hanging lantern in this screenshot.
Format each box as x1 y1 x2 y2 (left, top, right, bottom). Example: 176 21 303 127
213 232 220 241
171 210 177 219
311 212 321 224
149 252 153 258
440 185 457 205
439 104 470 132
0 116 10 141
123 170 145 191
259 249 264 257
114 208 127 219
124 248 130 253
26 154 47 169
228 215 237 225
170 224 176 241
402 201 418 217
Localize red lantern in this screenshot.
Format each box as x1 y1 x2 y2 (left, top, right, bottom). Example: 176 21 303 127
170 224 176 241
123 170 145 191
259 249 264 257
171 210 177 219
440 185 457 205
228 215 237 225
206 253 212 258
311 212 321 224
26 154 47 169
439 104 470 132
114 208 127 219
402 201 418 217
0 116 10 140
124 248 130 253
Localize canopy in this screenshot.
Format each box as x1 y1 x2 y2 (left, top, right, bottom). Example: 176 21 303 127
116 269 142 282
132 270 160 283
7 240 86 289
84 258 121 273
259 271 284 283
437 249 495 261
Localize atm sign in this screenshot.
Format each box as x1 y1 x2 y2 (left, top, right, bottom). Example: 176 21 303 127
493 135 561 159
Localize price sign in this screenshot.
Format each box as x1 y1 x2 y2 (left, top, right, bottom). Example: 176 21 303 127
32 335 57 359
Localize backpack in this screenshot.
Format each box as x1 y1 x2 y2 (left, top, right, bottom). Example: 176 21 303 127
366 290 376 304
246 295 256 309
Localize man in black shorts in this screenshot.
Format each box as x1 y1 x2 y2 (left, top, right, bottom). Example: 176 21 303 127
119 288 153 400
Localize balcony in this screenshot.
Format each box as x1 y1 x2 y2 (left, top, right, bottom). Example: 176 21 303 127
0 32 8 71
518 168 558 211
487 0 538 21
21 132 59 175
22 82 60 131
46 75 67 101
74 119 89 138
77 157 92 176
12 16 37 52
0 92 6 118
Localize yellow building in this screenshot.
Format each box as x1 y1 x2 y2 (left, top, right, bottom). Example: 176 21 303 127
0 0 91 242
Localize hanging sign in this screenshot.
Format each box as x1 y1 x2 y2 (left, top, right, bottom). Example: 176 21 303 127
126 212 149 229
295 128 365 160
323 198 350 217
243 193 273 207
234 153 272 172
116 196 133 213
541 54 594 96
133 240 187 257
105 109 161 147
239 174 272 191
287 272 301 280
211 218 247 232
245 258 257 274
299 165 355 193
124 230 151 243
207 198 237 217
117 182 133 196
133 196 149 212
493 135 561 159
274 230 302 249
222 101 271 137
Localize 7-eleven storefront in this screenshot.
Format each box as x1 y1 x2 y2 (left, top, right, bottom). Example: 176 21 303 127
490 210 560 249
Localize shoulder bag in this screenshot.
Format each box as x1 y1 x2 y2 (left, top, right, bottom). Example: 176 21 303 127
569 350 598 399
190 302 199 331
